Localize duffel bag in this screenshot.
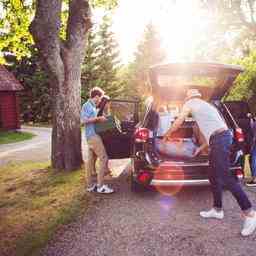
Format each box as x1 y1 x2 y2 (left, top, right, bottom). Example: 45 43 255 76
155 138 198 159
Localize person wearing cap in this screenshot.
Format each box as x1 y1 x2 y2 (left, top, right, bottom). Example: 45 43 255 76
81 87 114 194
163 88 256 237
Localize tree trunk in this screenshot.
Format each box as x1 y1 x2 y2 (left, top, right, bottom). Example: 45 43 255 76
51 54 83 170
30 0 91 171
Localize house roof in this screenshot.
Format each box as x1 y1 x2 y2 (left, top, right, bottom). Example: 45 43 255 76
0 65 24 91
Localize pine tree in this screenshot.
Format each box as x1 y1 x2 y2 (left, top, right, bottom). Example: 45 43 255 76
123 22 166 99
81 28 100 103
81 14 121 102
97 15 121 97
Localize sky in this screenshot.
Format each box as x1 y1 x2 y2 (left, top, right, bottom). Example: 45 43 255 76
0 0 215 63
108 0 213 63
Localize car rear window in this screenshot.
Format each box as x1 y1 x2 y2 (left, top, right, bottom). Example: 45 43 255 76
157 74 218 88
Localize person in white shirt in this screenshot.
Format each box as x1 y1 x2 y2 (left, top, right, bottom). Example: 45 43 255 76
164 88 256 237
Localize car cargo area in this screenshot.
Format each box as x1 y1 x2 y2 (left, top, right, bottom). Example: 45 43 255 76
148 109 209 163
158 154 208 163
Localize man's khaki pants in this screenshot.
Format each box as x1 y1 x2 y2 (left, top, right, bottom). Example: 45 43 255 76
87 134 108 187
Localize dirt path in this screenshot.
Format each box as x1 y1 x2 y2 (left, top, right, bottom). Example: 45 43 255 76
0 126 51 166
0 127 129 175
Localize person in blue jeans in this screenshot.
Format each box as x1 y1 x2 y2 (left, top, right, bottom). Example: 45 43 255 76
246 113 256 186
164 89 256 237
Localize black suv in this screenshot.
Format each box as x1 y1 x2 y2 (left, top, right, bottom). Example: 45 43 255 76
99 63 251 192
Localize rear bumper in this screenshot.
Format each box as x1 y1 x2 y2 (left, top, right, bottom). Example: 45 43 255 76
132 156 244 187
150 178 210 186
149 166 243 187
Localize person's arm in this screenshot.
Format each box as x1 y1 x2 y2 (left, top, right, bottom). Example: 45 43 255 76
81 104 106 125
81 116 106 125
193 142 208 157
192 121 209 156
163 105 191 141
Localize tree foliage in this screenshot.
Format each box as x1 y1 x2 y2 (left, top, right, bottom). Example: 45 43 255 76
0 0 117 63
81 14 122 102
0 0 34 63
201 0 256 58
202 0 256 32
90 0 118 9
200 1 256 109
2 5 121 125
81 30 99 101
5 49 51 123
225 50 256 112
123 23 166 99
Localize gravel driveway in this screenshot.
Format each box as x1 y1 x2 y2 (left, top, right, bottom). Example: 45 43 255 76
41 172 256 256
2 127 256 255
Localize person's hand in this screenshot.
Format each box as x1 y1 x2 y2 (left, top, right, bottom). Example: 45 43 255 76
97 116 107 122
193 147 202 157
247 113 252 118
163 132 171 142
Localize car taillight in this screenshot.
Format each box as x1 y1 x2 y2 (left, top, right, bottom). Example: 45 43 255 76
137 171 152 184
235 169 244 180
134 128 149 143
235 128 244 142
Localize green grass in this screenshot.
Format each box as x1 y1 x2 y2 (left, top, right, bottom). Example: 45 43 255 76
0 131 35 145
0 162 88 256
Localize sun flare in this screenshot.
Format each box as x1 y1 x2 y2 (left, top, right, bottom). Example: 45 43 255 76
112 0 211 63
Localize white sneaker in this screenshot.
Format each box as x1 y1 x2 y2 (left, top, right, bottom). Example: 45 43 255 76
86 183 97 192
97 184 114 194
241 214 256 236
200 208 224 219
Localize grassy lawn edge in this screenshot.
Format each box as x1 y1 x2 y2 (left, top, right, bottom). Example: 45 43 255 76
0 161 88 256
0 131 35 145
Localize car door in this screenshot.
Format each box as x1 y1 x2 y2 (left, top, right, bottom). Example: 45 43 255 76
99 99 139 159
223 101 253 154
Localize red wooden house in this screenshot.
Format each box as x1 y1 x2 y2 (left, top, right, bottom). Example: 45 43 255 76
0 65 24 130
